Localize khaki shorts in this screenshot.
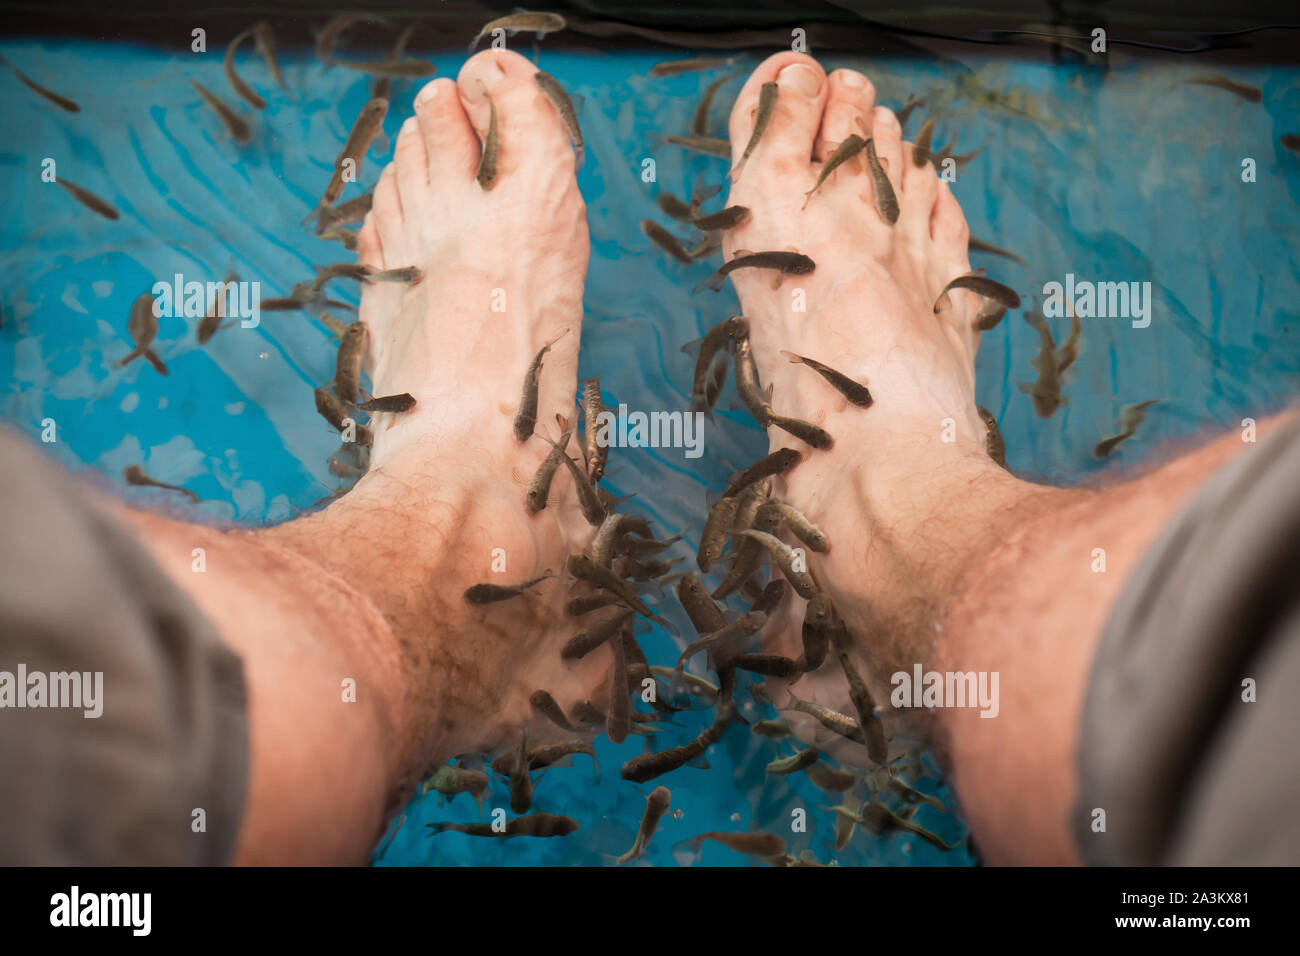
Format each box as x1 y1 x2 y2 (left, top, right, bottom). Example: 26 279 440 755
0 429 247 865
1075 413 1300 865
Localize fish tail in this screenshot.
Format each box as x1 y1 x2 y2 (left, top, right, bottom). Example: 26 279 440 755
116 345 145 368
144 349 169 376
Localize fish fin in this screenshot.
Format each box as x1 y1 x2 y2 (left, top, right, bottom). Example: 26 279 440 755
680 337 703 357
686 752 711 770
779 349 803 365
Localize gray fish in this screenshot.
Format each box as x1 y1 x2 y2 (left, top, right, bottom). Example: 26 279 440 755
357 393 416 414
338 58 436 78
304 98 388 226
252 21 288 94
314 388 373 446
538 430 606 526
674 611 767 672
663 134 732 158
1055 309 1082 374
642 220 695 264
805 761 856 793
796 593 834 672
55 178 120 220
697 494 741 573
760 500 829 553
765 408 833 450
686 315 747 418
334 322 367 403
514 329 568 442
731 335 771 427
0 54 79 112
691 205 750 231
470 12 566 50
751 719 792 740
766 747 821 775
692 69 745 135
223 28 265 110
509 730 532 813
733 529 817 599
832 802 957 850
676 831 786 861
911 117 935 167
723 448 801 499
189 79 252 144
535 71 583 166
865 137 899 224
420 765 489 800
1093 400 1160 459
1018 308 1066 418
319 226 359 250
750 578 786 615
463 573 551 605
617 785 672 864
695 250 815 294
488 739 597 774
198 270 239 344
561 607 634 660
607 629 631 744
676 574 728 638
730 81 777 182
828 625 889 763
804 134 867 208
712 493 779 599
317 192 374 233
526 414 576 514
621 709 731 783
123 464 198 502
779 350 872 408
934 272 1021 313
650 56 735 78
781 691 868 748
968 236 1026 266
976 405 1007 469
657 192 694 221
475 88 500 191
118 293 167 374
566 554 652 617
427 812 578 839
564 593 621 617
894 93 928 128
316 12 390 66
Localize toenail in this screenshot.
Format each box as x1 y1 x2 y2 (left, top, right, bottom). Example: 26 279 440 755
778 63 822 97
837 70 867 89
400 117 417 136
415 83 438 107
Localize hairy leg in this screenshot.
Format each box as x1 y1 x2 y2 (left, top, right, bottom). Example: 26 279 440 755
112 49 605 864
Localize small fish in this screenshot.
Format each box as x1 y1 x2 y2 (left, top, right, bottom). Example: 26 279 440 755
886 777 947 812
691 205 750 231
759 500 829 553
764 408 833 450
561 607 634 660
692 69 745 135
1018 308 1067 418
307 263 372 294
564 593 621 617
694 250 815 294
198 270 239 344
621 710 730 783
1183 74 1262 103
55 178 119 220
977 405 1007 469
318 226 358 251
314 388 373 445
470 11 566 50
934 272 1021 313
731 335 771 427
252 21 288 94
316 13 390 66
514 329 568 442
370 21 420 101
766 748 821 775
472 87 502 190
730 81 778 182
711 504 773 601
675 831 786 861
696 495 741 573
663 134 731 158
835 794 862 850
648 665 719 702
968 236 1026 266
304 98 388 226
674 611 768 672
538 431 607 526
973 300 1008 332
828 625 889 763
525 414 576 514
650 57 735 78
489 740 597 774
832 802 957 850
509 730 532 813
317 193 374 233
592 511 642 567
338 58 436 78
566 554 652 617
0 54 79 112
687 315 747 417
781 692 869 748
616 532 682 559
123 465 198 502
223 28 265 110
334 322 367 403
805 761 856 793
261 296 311 311
463 573 551 605
607 630 631 744
189 79 252 144
804 134 867 208
656 192 694 221
368 265 424 285
676 574 728 639
779 350 872 408
427 813 578 839
642 220 695 264
1093 400 1160 459
420 765 489 800
723 448 801 499
911 117 935 166
357 393 416 414
752 719 792 740
534 71 583 166
733 529 817 599
797 593 834 672
1055 309 1082 374
616 785 672 864
118 293 167 374
865 137 899 224
894 93 928 128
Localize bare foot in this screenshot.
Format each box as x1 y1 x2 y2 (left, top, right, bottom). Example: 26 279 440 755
718 54 1068 762
269 50 604 774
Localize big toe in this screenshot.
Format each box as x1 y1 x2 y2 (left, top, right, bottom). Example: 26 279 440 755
727 53 828 182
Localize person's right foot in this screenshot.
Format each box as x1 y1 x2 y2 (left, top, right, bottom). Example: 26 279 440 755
718 54 1059 760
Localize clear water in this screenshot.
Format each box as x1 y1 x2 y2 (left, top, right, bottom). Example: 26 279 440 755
3 35 1297 866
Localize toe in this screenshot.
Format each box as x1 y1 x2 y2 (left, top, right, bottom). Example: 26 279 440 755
814 69 875 162
898 142 941 241
865 105 904 196
728 53 827 179
414 77 480 184
457 48 577 185
393 116 430 201
357 219 384 271
370 165 404 255
931 179 970 252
